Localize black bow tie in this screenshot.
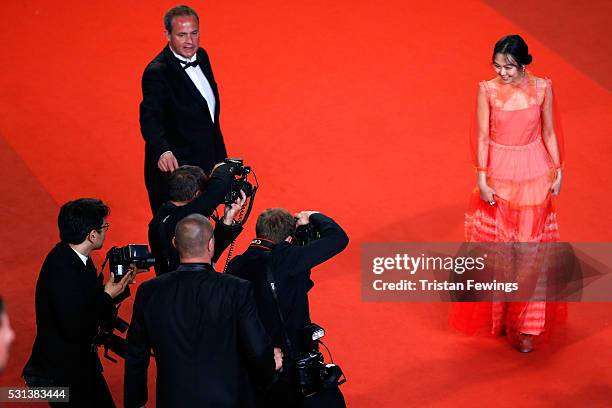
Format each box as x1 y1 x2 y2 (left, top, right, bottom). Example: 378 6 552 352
180 59 199 69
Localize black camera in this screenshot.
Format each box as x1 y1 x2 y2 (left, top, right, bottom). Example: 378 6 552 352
293 224 320 246
94 305 129 363
294 323 346 396
223 158 255 205
106 244 155 282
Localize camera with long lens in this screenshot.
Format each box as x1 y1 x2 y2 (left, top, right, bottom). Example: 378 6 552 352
292 224 320 246
94 305 129 363
223 158 254 204
294 323 346 396
106 244 155 282
94 245 155 362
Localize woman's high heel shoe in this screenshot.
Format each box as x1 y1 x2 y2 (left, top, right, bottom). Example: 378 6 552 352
517 334 533 353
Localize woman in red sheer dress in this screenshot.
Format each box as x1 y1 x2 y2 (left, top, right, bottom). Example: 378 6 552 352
451 35 566 353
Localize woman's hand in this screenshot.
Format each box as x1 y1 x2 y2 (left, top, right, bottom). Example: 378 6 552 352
478 182 497 205
551 169 563 196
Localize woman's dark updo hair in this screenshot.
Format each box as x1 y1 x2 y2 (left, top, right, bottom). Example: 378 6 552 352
493 34 533 66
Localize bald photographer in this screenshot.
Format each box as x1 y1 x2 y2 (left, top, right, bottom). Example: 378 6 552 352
126 214 282 407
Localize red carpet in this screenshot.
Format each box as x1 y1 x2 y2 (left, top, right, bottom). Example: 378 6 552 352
1 1 610 406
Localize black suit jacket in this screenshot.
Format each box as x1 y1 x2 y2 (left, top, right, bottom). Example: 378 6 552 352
148 163 242 275
226 214 349 353
23 243 118 400
124 263 276 408
140 45 227 210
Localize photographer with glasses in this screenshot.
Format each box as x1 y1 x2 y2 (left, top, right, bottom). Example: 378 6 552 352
22 199 134 407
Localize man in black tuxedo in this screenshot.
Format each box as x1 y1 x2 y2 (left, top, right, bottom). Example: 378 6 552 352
141 5 227 213
22 199 134 407
125 214 282 408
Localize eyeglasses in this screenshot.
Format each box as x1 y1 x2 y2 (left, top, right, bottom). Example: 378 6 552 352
97 223 110 232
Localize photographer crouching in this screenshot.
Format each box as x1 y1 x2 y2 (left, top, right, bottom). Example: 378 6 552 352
22 198 135 407
227 209 349 408
148 160 248 275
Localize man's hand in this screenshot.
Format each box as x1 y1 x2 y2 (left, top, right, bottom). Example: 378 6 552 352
157 151 179 172
223 190 247 225
294 211 319 226
128 266 150 284
104 269 136 299
273 347 283 371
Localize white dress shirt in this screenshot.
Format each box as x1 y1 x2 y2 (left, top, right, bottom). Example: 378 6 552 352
71 247 89 265
171 48 216 123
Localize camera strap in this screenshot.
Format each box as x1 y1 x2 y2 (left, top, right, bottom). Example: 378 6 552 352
158 213 173 256
157 213 177 271
263 252 295 355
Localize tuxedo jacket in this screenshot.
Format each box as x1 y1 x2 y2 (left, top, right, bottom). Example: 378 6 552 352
23 242 120 404
140 45 228 207
124 263 276 408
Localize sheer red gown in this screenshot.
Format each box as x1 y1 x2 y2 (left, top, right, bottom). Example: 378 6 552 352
450 73 567 349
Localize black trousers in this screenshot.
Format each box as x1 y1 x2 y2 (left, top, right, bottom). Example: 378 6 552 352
258 379 346 408
302 388 347 408
47 370 115 408
145 168 169 215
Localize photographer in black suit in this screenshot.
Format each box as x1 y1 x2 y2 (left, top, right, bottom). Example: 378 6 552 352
226 209 349 407
148 162 244 275
125 214 282 407
22 199 134 407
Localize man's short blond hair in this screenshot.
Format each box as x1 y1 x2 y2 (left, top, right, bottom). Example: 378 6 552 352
255 208 295 244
